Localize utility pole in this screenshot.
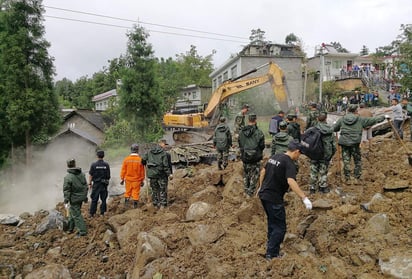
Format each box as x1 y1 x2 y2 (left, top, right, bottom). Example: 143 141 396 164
319 43 326 104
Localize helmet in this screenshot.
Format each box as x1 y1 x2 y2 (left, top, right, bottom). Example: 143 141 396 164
66 158 76 168
130 143 139 153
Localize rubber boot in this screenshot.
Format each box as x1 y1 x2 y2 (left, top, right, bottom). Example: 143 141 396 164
124 198 129 207
133 201 139 208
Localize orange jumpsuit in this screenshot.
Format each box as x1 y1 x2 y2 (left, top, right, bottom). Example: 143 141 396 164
120 153 145 201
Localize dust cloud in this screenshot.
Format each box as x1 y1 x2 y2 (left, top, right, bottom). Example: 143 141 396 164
0 137 96 215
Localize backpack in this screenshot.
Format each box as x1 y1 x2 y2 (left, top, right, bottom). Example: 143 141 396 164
214 126 230 151
240 127 264 163
300 127 324 160
268 117 279 134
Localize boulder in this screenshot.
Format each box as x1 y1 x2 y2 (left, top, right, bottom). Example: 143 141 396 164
186 202 212 221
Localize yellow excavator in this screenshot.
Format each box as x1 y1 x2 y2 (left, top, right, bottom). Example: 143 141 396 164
162 61 290 143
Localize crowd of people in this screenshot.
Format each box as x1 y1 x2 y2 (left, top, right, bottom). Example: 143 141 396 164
62 97 412 258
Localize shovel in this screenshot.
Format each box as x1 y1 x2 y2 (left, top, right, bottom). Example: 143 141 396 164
387 118 412 166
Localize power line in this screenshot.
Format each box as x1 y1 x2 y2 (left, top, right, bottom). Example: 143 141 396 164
44 15 248 44
44 5 249 40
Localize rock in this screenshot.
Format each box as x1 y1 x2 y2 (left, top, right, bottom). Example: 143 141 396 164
185 202 212 221
115 219 144 249
312 199 333 209
46 246 61 258
297 215 317 237
221 173 244 203
35 210 64 234
379 250 412 279
364 213 390 234
130 232 167 278
25 264 72 279
0 213 20 226
360 193 392 212
383 181 409 191
188 186 220 205
236 200 261 223
187 223 225 246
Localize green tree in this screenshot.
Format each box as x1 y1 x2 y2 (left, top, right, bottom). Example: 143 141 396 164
249 28 266 45
330 42 349 53
175 45 214 86
118 25 163 142
285 33 299 45
360 45 369 56
0 0 60 165
395 24 412 91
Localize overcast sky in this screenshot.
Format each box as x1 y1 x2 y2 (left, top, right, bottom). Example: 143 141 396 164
42 0 411 81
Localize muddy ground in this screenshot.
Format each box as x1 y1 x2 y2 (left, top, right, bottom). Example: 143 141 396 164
0 127 411 279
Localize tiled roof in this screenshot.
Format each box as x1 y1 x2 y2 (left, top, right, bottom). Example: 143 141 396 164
52 127 102 146
63 109 109 131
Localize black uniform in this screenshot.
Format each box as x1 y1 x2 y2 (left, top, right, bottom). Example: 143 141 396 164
258 153 297 258
89 159 111 216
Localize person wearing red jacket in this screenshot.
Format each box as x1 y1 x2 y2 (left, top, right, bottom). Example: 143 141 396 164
120 144 145 208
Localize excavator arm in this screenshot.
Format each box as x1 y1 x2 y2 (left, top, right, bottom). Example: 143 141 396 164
204 61 289 118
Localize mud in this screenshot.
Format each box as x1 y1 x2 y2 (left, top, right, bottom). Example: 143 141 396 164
0 131 411 278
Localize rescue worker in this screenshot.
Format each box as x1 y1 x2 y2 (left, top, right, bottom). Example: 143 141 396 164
63 158 88 237
401 97 412 141
309 113 336 194
269 110 285 136
286 114 301 141
88 150 110 217
238 114 265 196
213 116 232 170
258 140 312 260
142 139 172 208
271 121 293 156
333 104 385 183
306 103 319 130
234 104 249 136
120 144 145 208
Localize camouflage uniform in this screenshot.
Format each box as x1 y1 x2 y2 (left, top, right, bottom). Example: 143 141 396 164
142 145 172 207
287 122 301 141
213 120 232 170
306 109 319 130
238 121 265 196
309 121 336 192
334 108 384 181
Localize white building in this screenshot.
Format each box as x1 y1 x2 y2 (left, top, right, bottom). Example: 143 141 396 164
91 89 117 111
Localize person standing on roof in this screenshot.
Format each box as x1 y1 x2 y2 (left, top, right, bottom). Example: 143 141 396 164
88 150 111 217
142 139 173 209
333 104 385 183
213 116 232 170
309 113 336 194
120 144 145 208
238 114 265 196
63 158 88 237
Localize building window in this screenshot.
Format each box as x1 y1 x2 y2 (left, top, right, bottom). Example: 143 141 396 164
193 92 197 99
213 79 217 90
231 65 237 78
217 75 222 85
332 60 342 69
223 71 228 81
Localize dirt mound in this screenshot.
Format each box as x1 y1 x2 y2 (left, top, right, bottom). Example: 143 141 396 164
1 135 411 278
